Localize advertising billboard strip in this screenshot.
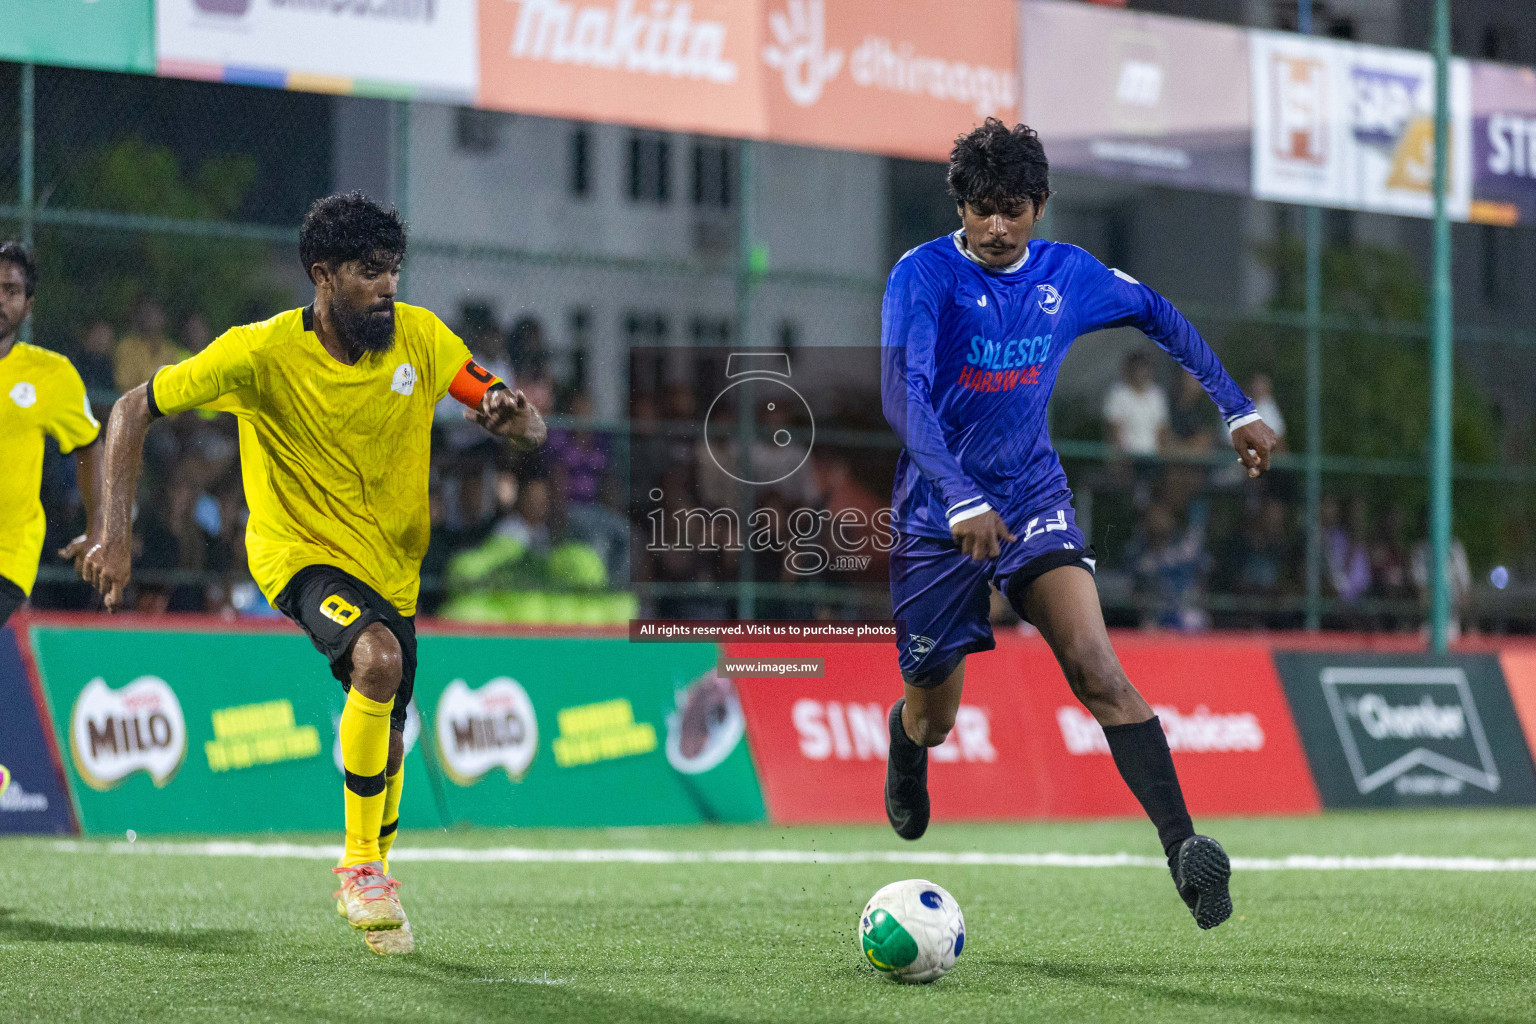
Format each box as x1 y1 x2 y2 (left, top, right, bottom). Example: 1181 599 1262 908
760 0 1018 161
1470 62 1536 226
0 0 155 75
732 635 1318 824
416 635 765 827
29 625 440 835
477 0 768 137
0 625 77 834
1274 652 1536 808
156 0 477 101
1021 0 1252 194
1250 30 1473 220
27 624 767 833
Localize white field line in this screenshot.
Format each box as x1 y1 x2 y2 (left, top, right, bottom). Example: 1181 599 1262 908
46 840 1536 873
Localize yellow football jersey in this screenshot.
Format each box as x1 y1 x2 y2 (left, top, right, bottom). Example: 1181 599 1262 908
150 303 475 616
0 344 100 595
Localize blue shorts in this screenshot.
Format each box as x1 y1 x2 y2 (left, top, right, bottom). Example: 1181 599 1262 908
890 504 1095 687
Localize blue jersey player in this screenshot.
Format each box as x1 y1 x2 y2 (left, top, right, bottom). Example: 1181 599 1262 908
880 120 1279 930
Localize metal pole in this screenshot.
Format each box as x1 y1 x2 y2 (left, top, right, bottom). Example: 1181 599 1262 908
1428 0 1454 651
735 139 757 619
19 64 35 344
1299 0 1323 630
394 99 410 303
1303 207 1323 629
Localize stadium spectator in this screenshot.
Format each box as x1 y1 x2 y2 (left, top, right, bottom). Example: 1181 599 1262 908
549 389 628 583
74 320 117 395
1412 528 1473 641
1248 373 1287 450
1371 506 1415 628
1125 499 1210 631
1321 496 1373 629
1223 497 1292 598
180 312 213 355
113 297 186 393
1164 372 1217 454
494 474 553 553
507 316 557 414
1103 350 1168 456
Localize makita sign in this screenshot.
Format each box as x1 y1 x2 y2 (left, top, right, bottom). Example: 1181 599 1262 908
1276 653 1536 808
507 0 738 82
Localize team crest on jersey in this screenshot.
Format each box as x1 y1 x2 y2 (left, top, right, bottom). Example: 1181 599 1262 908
9 381 36 408
391 363 417 396
1036 284 1063 315
908 634 937 663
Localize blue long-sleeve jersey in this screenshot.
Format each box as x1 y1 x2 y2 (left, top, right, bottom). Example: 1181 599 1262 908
881 232 1258 540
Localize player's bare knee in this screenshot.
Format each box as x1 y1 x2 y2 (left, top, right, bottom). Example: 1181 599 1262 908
1062 639 1129 708
386 729 405 775
908 708 956 747
351 623 402 704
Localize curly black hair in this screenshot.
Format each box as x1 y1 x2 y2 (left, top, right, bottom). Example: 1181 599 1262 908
0 240 38 298
947 119 1052 213
298 191 407 283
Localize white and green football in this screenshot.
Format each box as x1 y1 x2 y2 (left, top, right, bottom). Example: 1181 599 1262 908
858 879 966 983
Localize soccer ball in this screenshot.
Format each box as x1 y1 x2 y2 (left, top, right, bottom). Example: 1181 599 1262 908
858 879 965 983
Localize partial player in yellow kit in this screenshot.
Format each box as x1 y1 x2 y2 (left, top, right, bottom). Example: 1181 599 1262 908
0 242 101 627
79 194 547 955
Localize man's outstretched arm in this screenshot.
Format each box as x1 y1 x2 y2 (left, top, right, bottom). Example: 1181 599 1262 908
80 384 153 611
1079 260 1279 478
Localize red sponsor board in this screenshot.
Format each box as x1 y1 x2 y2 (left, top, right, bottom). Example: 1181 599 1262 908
729 633 1319 823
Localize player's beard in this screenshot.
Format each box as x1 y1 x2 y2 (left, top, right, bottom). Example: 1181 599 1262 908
330 295 396 358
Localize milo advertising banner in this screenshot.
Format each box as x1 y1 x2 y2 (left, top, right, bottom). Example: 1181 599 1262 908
27 625 764 835
417 636 763 827
28 625 441 835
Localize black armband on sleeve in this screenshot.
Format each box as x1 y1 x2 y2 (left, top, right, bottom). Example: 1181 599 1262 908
145 370 164 419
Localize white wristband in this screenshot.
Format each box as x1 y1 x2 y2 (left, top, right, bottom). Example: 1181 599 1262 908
1226 411 1263 435
948 502 993 527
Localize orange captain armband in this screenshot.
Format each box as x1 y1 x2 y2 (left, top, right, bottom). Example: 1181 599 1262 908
448 357 506 409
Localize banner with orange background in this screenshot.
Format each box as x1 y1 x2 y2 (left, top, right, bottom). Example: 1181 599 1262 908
477 0 1017 160
477 0 769 137
758 0 1019 159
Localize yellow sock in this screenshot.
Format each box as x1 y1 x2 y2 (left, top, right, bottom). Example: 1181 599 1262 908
339 688 393 867
378 766 403 874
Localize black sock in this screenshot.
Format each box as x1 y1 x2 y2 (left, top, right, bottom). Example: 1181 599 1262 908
1102 716 1194 865
888 700 927 768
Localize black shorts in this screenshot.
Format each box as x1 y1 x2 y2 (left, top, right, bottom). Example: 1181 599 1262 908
274 565 417 732
0 576 25 629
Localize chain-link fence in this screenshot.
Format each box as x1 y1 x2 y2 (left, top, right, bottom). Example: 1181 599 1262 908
5 61 1535 634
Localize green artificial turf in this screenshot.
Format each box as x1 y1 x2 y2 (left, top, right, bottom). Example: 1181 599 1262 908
3 811 1535 1023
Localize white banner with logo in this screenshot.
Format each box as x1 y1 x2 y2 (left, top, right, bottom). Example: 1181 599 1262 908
157 0 477 98
1250 31 1472 220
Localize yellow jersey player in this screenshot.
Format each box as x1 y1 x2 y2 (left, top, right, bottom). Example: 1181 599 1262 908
0 241 102 628
80 194 546 955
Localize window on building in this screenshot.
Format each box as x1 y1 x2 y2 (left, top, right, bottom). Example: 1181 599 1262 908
455 108 501 154
691 140 735 209
690 317 732 347
628 133 671 204
567 307 592 391
1480 23 1517 61
569 127 592 198
777 320 800 353
1480 224 1521 308
624 311 671 347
